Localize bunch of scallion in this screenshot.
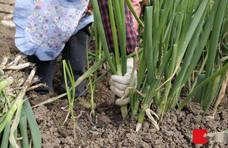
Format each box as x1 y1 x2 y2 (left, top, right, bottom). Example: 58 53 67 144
129 0 228 131
91 0 129 118
181 0 228 111
0 69 41 148
91 0 228 130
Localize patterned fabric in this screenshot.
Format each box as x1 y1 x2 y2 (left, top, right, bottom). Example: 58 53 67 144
14 0 92 61
98 0 138 54
131 0 142 34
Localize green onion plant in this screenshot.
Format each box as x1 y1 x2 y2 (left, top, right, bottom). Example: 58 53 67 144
91 0 228 130
63 60 76 122
0 69 41 148
130 0 228 131
91 0 136 118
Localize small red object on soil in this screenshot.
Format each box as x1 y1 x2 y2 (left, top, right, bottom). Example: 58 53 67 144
192 129 208 144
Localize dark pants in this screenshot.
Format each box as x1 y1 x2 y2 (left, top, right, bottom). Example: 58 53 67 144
28 26 90 94
62 27 89 95
62 27 89 78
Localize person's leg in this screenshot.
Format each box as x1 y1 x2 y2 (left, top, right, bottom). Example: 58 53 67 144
62 27 89 96
27 55 57 94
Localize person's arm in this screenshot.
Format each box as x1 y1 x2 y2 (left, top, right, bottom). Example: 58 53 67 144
98 0 138 54
131 0 149 33
131 0 142 34
97 0 138 105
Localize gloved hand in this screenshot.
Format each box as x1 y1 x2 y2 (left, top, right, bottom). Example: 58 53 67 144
109 58 137 106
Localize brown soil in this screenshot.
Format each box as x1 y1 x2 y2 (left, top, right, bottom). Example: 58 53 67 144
32 85 228 148
0 25 17 58
1 24 228 148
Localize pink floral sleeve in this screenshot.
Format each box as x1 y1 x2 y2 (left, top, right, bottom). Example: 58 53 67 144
131 0 142 34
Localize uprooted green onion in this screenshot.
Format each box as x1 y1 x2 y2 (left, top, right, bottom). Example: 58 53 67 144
92 0 129 118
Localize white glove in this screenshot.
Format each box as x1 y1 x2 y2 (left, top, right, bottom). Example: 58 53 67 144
109 58 137 106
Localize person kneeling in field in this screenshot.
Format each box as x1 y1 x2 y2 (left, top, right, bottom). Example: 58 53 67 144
13 0 93 95
13 0 144 101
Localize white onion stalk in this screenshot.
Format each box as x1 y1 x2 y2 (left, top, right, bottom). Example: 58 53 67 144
145 108 159 131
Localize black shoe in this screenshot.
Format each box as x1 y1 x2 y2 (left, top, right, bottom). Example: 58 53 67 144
34 85 53 95
28 55 57 95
